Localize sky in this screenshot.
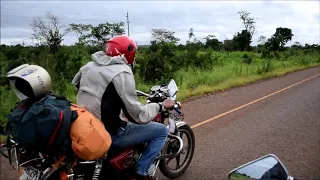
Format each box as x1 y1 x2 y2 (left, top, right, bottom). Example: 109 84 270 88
1 0 319 46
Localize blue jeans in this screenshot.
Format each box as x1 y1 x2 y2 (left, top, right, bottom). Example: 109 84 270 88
111 121 169 176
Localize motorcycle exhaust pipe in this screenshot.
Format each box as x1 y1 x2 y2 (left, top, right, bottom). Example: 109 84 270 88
155 134 184 160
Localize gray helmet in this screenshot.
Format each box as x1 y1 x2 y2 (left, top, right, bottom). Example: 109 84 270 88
7 64 52 100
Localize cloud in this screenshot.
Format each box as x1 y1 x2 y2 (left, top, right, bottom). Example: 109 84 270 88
1 0 319 46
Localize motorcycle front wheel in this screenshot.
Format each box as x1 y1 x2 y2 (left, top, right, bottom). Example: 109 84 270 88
159 124 195 178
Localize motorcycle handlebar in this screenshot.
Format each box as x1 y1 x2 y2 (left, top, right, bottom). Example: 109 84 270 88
174 107 182 114
136 90 182 114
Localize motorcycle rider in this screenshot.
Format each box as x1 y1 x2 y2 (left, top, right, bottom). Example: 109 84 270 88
71 35 174 180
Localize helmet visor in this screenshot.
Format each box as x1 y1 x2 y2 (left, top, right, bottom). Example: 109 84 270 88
9 79 28 101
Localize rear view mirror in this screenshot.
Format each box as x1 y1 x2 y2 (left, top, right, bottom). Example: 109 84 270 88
228 154 289 180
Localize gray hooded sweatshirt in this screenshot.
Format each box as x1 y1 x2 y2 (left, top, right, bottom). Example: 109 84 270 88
71 51 160 135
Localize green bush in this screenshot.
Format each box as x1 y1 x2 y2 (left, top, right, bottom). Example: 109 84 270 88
242 53 252 65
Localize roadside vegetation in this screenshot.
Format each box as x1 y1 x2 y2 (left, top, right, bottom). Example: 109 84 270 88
1 10 319 133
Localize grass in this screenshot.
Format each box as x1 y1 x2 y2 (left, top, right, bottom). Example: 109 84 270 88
135 61 319 104
168 52 320 101
135 51 319 103
230 172 255 180
176 63 319 101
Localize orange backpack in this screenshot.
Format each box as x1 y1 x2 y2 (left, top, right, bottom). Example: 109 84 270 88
69 104 112 160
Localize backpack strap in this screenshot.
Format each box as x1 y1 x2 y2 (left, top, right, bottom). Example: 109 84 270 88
46 110 64 149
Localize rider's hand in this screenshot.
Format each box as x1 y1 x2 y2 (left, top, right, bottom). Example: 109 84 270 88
162 98 175 109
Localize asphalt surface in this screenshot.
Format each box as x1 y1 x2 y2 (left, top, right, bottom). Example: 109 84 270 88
1 66 320 180
157 66 320 180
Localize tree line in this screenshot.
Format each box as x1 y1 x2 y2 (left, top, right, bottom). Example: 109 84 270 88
26 10 319 53
1 10 319 86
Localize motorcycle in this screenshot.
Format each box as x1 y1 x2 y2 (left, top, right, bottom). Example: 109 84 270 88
1 79 195 180
228 154 295 180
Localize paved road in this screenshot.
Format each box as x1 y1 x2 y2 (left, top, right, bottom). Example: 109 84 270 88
1 66 320 180
156 66 320 180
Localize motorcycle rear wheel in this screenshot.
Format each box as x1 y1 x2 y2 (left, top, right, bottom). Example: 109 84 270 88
159 124 195 178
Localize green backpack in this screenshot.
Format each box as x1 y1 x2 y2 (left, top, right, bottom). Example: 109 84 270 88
5 93 78 155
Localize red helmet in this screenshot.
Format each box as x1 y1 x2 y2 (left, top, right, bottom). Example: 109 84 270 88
105 35 137 65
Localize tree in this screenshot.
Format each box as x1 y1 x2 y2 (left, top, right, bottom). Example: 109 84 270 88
184 29 203 52
0 52 8 86
258 35 267 45
204 35 223 51
304 43 319 52
204 34 216 40
68 23 92 44
232 30 252 51
188 28 195 40
233 10 257 51
30 12 68 54
151 29 180 44
256 35 267 52
67 22 125 47
265 27 294 51
272 27 294 46
223 39 238 51
291 41 302 49
238 10 258 37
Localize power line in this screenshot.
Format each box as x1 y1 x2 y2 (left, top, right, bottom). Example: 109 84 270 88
1 8 114 18
1 8 217 26
0 14 122 24
1 14 319 40
2 8 153 21
126 10 130 36
2 8 80 15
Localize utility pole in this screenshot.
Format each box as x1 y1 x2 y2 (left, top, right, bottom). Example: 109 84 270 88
126 10 130 36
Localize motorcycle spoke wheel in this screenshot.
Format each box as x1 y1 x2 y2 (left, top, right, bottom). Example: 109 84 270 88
175 155 181 169
166 145 190 169
159 124 195 178
165 155 181 170
165 132 188 171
